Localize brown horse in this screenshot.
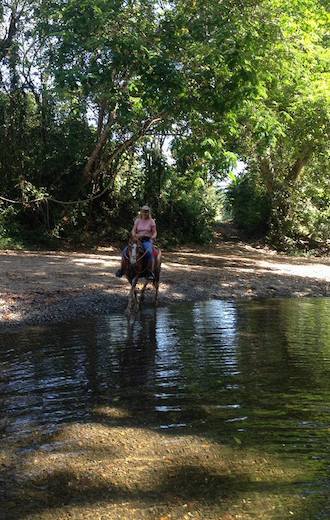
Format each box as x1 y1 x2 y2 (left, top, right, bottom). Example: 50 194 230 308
122 238 161 312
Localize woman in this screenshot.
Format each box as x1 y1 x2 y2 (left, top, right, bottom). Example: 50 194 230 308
116 205 157 280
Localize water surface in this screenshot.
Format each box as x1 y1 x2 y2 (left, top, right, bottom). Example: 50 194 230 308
0 298 329 518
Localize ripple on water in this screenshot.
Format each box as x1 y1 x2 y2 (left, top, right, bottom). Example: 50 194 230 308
0 298 330 507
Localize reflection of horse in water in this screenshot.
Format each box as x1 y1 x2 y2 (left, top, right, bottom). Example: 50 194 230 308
119 309 158 408
122 238 161 312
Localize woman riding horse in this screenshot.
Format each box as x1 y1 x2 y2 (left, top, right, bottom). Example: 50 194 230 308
116 205 157 280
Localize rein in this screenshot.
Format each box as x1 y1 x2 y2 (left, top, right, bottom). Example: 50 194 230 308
129 242 148 265
136 250 148 261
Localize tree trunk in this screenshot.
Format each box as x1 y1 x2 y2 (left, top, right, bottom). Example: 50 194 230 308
268 148 312 248
285 146 311 185
82 113 164 186
0 8 18 61
259 157 274 194
82 104 118 184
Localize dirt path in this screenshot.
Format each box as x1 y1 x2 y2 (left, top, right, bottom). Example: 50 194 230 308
0 241 329 327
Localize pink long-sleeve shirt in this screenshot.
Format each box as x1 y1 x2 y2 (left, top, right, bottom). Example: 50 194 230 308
133 217 157 238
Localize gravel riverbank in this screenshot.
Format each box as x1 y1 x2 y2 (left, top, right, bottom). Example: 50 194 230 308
0 242 329 330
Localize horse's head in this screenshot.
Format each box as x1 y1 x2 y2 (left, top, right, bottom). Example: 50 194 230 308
128 238 143 267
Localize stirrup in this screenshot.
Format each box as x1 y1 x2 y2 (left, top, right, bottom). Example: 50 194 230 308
115 269 124 278
146 271 154 280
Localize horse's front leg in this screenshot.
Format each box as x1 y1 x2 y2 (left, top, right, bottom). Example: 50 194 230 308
140 279 149 304
127 276 139 313
153 280 159 305
153 257 161 305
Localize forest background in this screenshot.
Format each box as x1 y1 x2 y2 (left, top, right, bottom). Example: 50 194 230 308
0 0 329 252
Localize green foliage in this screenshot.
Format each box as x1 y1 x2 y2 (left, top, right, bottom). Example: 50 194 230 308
232 0 330 248
0 0 328 250
159 181 219 245
0 204 55 249
0 206 24 248
226 174 271 236
269 159 330 251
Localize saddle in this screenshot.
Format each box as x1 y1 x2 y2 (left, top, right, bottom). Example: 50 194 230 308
140 246 159 270
152 246 160 258
139 237 159 258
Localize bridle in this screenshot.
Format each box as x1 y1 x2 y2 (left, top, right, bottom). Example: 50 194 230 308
129 240 147 267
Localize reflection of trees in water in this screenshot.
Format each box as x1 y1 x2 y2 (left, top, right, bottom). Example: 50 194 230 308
149 302 242 429
155 298 329 402
155 301 239 398
281 299 330 384
0 321 96 437
191 300 239 375
231 300 330 458
1 299 329 443
0 311 160 437
234 301 293 403
152 300 330 459
118 310 158 412
235 299 330 392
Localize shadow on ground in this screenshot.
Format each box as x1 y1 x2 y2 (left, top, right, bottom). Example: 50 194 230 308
0 243 328 328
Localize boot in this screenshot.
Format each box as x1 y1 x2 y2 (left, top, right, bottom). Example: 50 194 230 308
146 259 155 280
115 260 126 277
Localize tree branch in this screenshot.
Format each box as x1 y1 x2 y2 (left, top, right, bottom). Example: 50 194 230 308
286 146 312 185
82 104 118 183
0 7 18 60
83 113 164 184
108 115 164 165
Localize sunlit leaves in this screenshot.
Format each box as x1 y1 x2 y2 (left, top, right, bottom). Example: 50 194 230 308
0 0 328 246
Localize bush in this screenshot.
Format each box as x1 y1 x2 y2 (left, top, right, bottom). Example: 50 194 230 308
226 174 271 236
269 180 330 253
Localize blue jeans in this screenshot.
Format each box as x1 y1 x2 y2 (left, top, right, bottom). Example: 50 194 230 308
142 239 153 261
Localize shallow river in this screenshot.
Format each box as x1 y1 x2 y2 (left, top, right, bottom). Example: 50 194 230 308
1 298 329 519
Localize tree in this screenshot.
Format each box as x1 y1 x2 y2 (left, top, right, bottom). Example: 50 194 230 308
233 0 329 246
0 0 328 247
